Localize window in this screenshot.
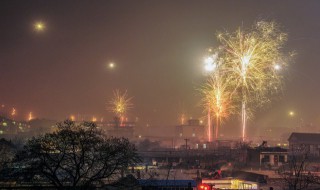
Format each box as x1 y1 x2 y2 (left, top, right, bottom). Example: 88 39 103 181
279 155 285 162
262 155 270 163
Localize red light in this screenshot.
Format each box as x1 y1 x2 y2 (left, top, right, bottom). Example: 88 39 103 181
198 183 210 190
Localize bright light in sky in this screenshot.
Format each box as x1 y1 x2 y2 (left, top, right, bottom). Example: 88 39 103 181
274 64 281 70
289 111 295 116
204 57 214 65
109 62 115 69
34 21 45 31
204 57 216 72
241 55 251 66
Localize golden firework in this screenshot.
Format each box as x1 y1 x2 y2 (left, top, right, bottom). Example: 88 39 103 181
200 71 236 141
108 90 133 118
219 22 288 101
216 21 290 140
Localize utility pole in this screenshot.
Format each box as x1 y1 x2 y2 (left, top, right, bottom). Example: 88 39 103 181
184 138 189 150
184 138 189 170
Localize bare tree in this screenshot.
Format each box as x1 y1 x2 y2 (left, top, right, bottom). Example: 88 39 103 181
278 149 320 190
15 120 140 189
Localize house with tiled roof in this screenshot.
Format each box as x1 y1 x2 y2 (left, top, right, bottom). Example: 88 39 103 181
288 132 320 157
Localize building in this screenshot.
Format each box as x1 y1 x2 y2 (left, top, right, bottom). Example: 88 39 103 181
246 145 288 168
175 119 205 140
201 178 259 189
288 132 320 157
97 117 136 139
105 121 135 139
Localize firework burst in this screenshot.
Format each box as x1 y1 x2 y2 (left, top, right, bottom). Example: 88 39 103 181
108 90 133 118
217 21 290 141
200 70 236 141
200 48 237 141
202 21 291 141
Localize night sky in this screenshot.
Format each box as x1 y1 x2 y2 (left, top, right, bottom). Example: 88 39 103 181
1 1 320 137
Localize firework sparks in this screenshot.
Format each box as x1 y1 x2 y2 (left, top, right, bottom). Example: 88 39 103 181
28 112 33 121
11 108 16 119
201 73 236 141
180 113 186 125
216 21 290 141
108 90 133 119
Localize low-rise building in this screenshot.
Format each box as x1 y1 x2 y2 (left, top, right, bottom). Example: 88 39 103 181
175 119 205 140
201 178 259 190
247 146 288 168
288 132 320 157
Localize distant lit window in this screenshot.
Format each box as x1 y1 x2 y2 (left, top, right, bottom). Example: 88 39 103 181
192 133 195 137
0 130 3 134
203 144 207 149
2 122 7 127
196 144 199 149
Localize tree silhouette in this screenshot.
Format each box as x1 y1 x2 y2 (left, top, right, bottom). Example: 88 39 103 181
0 138 16 170
15 120 140 189
278 148 320 190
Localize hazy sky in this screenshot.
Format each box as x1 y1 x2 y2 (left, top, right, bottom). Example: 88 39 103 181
1 1 320 137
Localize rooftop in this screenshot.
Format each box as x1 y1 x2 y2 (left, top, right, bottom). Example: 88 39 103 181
288 132 320 144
